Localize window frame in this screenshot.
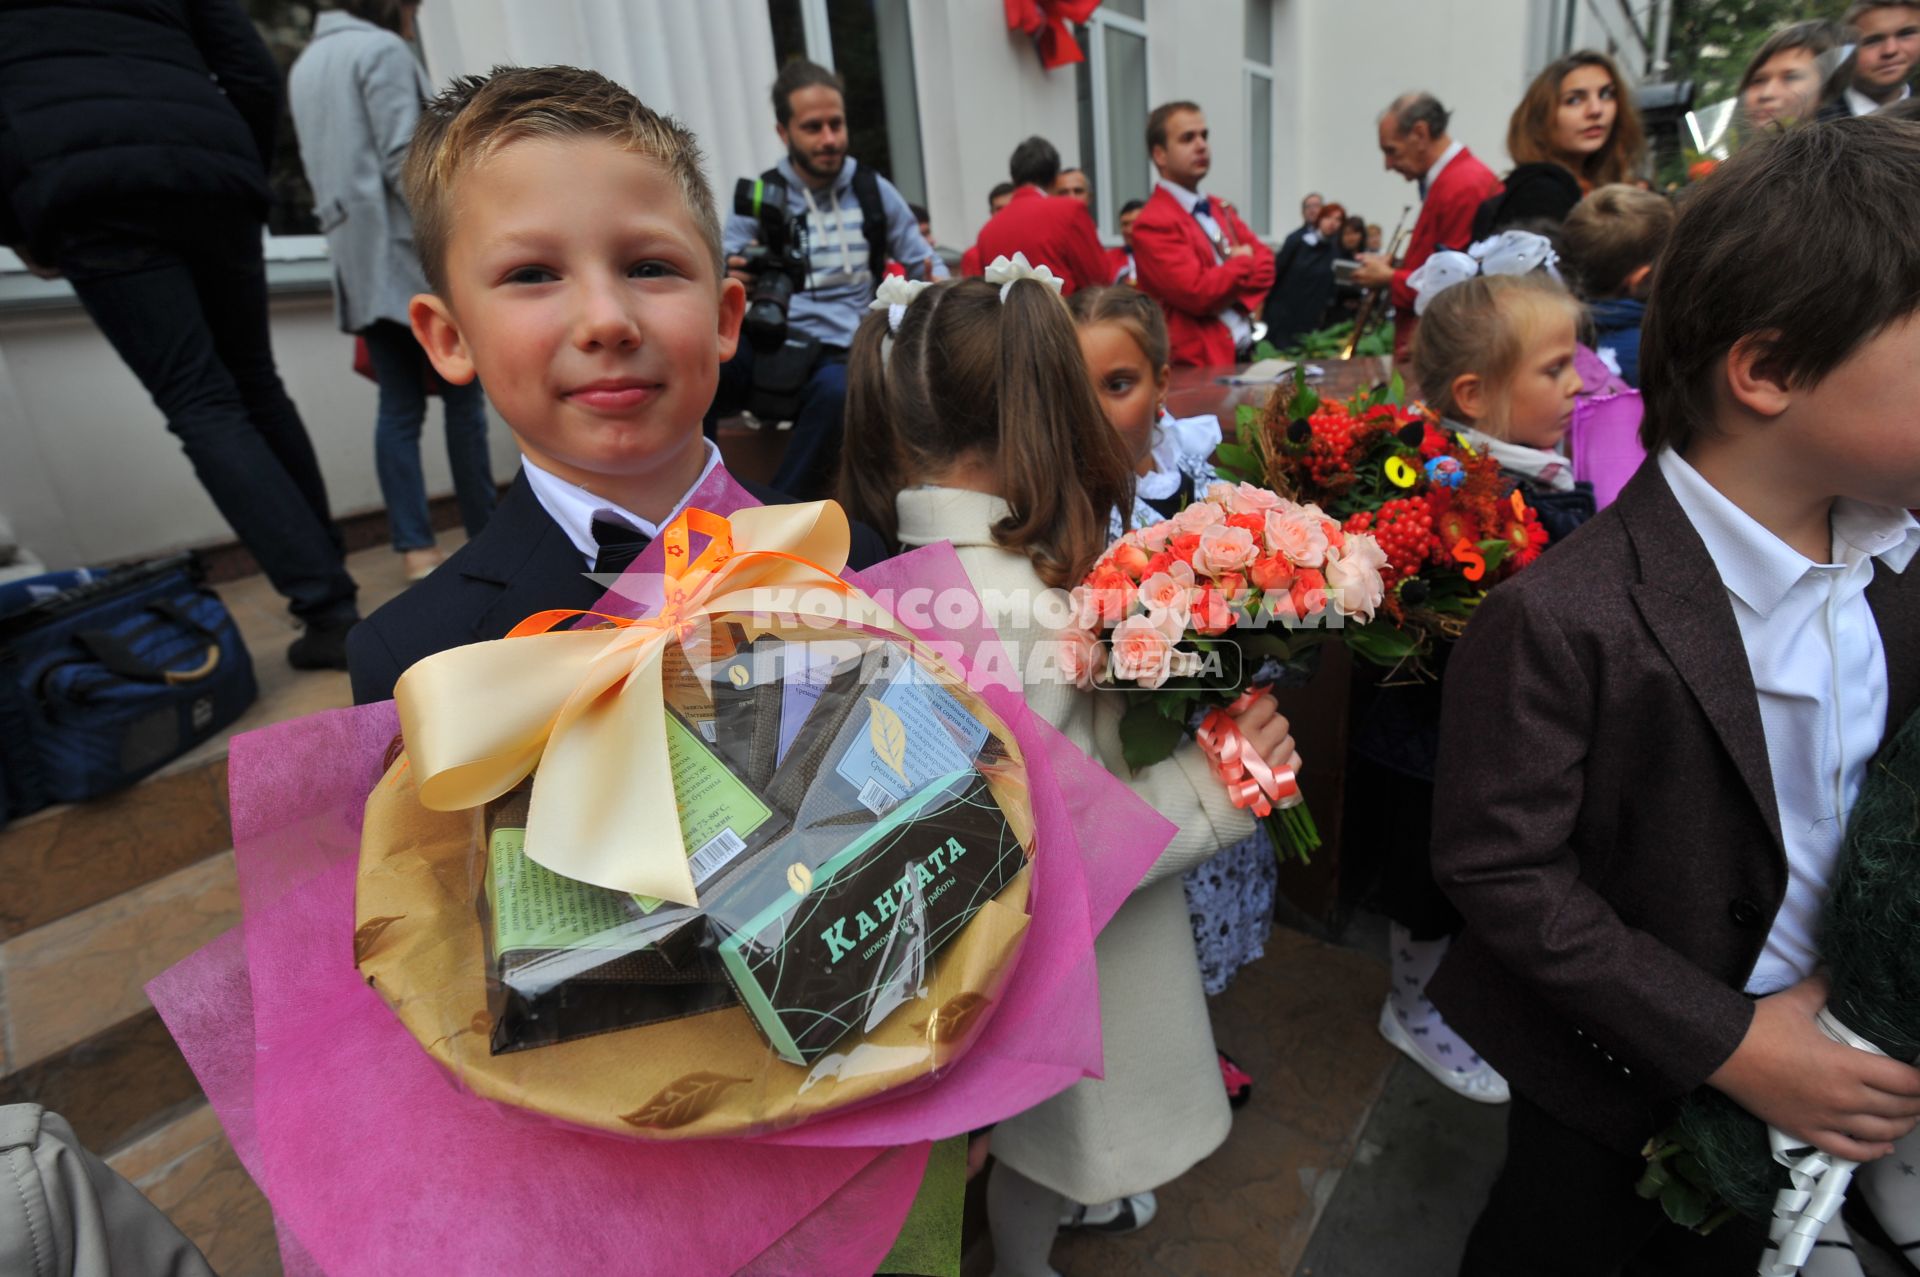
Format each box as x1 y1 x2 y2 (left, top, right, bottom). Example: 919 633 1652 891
1078 3 1150 238
1244 0 1276 238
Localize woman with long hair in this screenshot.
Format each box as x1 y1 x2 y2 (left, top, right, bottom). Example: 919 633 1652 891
1475 50 1646 238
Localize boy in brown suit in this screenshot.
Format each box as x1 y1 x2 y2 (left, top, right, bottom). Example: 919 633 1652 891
1430 116 1920 1275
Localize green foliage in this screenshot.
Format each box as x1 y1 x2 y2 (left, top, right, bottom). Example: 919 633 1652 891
1343 620 1421 668
1278 319 1391 361
1234 403 1260 448
1213 442 1263 484
1117 696 1187 773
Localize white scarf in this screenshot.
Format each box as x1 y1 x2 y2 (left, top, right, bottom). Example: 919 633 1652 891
1453 422 1575 493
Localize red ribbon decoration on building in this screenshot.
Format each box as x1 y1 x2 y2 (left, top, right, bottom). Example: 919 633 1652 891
1005 0 1102 70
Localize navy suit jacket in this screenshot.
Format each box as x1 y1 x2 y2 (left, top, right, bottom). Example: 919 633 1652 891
347 468 891 705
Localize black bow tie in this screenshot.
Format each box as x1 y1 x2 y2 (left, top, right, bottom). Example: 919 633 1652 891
591 519 650 576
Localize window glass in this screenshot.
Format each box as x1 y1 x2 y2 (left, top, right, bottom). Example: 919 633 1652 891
1107 0 1145 20
1248 72 1273 235
1244 0 1273 65
246 0 320 235
1103 25 1151 213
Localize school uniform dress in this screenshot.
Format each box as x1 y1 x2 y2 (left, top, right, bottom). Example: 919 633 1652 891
971 186 1115 295
347 446 889 705
1429 456 1920 1274
895 486 1250 1204
1131 181 1275 367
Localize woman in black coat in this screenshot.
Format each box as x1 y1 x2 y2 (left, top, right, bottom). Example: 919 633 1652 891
1261 201 1345 351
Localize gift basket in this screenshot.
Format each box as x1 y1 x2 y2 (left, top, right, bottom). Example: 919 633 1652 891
148 477 1181 1276
360 505 1040 1133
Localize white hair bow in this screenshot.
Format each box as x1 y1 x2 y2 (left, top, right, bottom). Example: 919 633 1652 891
869 275 933 333
1406 230 1563 316
982 252 1065 303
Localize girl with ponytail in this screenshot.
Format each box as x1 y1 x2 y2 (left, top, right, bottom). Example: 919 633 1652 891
842 268 1303 1274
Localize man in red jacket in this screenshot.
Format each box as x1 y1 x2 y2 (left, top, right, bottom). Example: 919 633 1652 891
1130 101 1275 366
1351 92 1502 364
971 136 1113 293
958 182 1015 278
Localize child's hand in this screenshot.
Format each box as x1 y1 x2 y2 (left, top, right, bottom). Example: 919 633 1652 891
1707 975 1920 1162
1225 692 1302 779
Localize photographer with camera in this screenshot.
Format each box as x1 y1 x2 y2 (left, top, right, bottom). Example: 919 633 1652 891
710 60 944 499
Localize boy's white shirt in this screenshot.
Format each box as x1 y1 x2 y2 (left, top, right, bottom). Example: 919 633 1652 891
1658 447 1920 994
519 440 723 568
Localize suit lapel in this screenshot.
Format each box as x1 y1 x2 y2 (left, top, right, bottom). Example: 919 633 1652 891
461 472 602 641
1868 560 1920 731
1618 464 1786 855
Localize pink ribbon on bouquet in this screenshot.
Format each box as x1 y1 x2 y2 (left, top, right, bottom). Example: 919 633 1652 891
1195 685 1299 818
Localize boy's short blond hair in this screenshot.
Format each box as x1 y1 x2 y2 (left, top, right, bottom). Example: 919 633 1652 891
403 65 722 295
1560 184 1676 299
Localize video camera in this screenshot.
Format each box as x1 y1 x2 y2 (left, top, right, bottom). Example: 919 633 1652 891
732 177 810 353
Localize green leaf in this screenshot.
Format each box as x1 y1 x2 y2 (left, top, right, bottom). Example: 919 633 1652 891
1387 371 1406 406
1659 1180 1709 1229
1344 621 1422 668
1234 403 1259 448
1295 385 1321 419
1478 537 1511 571
1118 698 1187 773
1635 1159 1671 1201
1213 443 1261 480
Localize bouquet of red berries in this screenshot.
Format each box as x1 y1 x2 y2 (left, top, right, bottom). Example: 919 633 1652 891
1213 370 1549 676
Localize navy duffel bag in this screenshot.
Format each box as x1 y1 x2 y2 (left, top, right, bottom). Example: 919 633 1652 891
0 554 256 822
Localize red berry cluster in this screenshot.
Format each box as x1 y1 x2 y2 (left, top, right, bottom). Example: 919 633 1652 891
1302 408 1361 487
1343 496 1432 582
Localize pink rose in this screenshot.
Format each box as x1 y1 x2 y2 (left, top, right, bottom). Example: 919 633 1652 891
1224 482 1286 517
1137 519 1175 552
1138 570 1191 620
1195 523 1259 576
1264 507 1330 569
1053 628 1105 689
1170 501 1226 535
1109 614 1176 689
1325 536 1388 622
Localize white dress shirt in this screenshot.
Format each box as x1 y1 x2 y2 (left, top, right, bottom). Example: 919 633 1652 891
1659 449 1920 993
1423 141 1465 197
1847 82 1912 117
1154 177 1253 352
520 439 723 568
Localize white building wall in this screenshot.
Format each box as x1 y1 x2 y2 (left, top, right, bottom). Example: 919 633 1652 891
908 0 1081 251
1275 0 1535 248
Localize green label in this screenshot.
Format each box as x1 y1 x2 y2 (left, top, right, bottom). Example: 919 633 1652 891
488 827 640 953
631 714 775 912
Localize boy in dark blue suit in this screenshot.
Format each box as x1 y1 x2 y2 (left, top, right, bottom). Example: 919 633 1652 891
349 68 886 705
1431 116 1920 1275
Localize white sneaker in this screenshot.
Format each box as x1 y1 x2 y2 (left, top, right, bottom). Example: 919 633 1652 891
1058 1191 1158 1235
1378 998 1511 1104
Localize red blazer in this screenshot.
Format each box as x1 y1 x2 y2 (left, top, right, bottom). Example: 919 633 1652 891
1130 184 1274 366
1389 146 1502 361
959 244 983 277
971 186 1113 294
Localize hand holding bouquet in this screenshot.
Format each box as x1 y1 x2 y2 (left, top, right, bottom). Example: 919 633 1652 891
1063 480 1390 863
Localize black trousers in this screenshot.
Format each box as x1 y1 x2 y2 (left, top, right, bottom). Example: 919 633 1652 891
1461 1096 1768 1276
56 203 358 627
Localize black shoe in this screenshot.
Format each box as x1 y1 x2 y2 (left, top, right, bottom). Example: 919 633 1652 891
288 619 356 671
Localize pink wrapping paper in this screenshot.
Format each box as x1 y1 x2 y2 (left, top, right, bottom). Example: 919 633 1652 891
147 479 1177 1274
1568 387 1647 512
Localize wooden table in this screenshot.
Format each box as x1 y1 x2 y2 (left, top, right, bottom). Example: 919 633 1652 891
1164 356 1397 424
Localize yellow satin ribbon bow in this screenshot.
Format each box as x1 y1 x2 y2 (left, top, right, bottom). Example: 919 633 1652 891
393 500 902 906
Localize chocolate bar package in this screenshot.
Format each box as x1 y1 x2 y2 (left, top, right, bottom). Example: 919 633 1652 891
475 628 1030 1061
714 767 1027 1064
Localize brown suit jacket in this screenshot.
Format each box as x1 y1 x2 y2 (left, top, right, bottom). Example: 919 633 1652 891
1427 459 1920 1154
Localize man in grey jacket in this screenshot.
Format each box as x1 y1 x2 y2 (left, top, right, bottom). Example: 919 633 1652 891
710 59 943 500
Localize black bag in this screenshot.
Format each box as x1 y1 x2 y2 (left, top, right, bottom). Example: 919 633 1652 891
0 554 257 821
745 332 825 422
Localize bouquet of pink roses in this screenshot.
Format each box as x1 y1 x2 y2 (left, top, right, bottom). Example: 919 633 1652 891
1065 481 1390 863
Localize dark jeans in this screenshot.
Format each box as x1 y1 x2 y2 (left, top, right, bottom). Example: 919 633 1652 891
1460 1096 1767 1276
56 203 358 627
358 320 495 551
705 340 849 500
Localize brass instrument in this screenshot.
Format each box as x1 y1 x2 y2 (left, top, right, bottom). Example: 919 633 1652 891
1342 205 1412 361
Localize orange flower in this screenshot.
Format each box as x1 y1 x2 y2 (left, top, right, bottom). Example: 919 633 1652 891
1249 554 1295 594
1110 541 1153 581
